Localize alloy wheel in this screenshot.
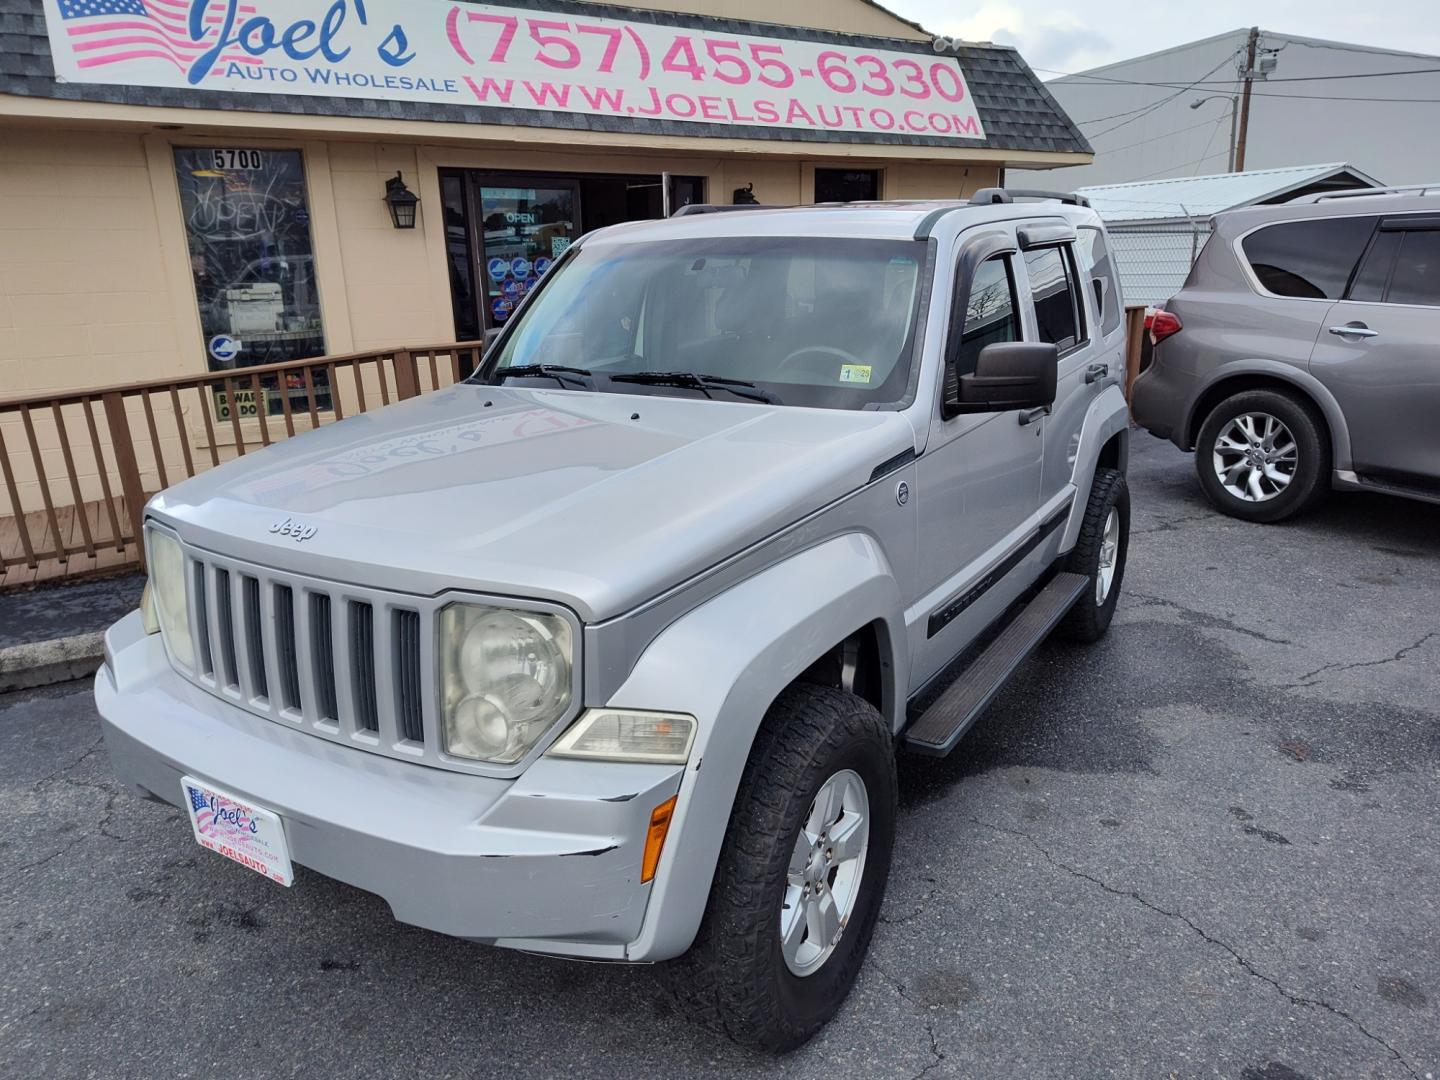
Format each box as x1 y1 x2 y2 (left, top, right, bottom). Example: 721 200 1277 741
780 769 870 977
1096 507 1120 605
1212 412 1298 503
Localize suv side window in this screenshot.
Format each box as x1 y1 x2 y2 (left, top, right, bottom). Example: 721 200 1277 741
1385 230 1440 307
1349 230 1402 303
952 254 1021 377
1076 227 1123 337
1241 216 1377 300
1023 245 1084 354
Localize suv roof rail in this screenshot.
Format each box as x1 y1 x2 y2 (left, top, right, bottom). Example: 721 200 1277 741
915 188 1091 239
969 187 1092 208
1289 183 1440 204
671 203 780 217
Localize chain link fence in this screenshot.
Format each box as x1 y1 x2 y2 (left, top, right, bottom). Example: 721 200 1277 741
1105 219 1213 310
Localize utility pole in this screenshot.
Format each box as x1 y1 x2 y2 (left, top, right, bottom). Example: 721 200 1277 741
1234 26 1259 172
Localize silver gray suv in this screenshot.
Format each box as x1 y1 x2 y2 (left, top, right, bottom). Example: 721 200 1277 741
97 192 1131 1051
1131 185 1440 522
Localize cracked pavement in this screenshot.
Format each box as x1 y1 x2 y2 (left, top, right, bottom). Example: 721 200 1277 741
2 437 1438 1079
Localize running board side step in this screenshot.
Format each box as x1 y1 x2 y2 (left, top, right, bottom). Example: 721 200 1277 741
902 572 1089 757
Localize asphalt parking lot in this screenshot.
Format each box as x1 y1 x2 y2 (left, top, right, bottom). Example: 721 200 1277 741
2 435 1437 1080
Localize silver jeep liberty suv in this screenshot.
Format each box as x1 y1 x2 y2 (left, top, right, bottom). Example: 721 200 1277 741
98 189 1133 1051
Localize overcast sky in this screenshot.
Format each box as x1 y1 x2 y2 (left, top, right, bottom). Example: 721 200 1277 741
886 1 1440 75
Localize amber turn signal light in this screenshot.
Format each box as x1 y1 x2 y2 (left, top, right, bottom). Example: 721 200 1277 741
641 795 679 883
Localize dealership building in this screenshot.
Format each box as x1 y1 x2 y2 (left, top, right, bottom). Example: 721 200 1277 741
0 0 1089 398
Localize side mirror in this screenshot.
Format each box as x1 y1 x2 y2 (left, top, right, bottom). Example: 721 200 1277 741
484 327 503 348
947 342 1058 416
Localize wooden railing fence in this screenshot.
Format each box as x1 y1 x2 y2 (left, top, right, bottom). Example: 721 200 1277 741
0 342 485 589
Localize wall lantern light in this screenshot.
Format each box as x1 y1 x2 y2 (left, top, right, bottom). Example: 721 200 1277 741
384 172 420 229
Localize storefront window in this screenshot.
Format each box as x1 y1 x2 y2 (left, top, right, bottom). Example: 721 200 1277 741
478 184 578 327
174 148 329 416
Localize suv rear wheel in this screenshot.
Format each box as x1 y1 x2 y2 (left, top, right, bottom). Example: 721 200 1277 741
1195 389 1330 523
663 683 896 1053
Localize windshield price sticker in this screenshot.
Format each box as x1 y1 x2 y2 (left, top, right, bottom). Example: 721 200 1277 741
42 1 985 141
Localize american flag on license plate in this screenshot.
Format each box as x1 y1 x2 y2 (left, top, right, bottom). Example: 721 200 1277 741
188 785 221 836
55 0 260 77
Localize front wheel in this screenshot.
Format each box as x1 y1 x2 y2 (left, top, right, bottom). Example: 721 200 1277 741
663 684 897 1053
1058 467 1130 643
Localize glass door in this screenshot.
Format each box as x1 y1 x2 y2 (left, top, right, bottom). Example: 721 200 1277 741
472 177 580 329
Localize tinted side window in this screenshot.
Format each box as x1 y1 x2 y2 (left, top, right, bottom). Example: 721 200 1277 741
953 254 1020 377
1077 227 1123 337
1386 231 1440 307
1241 216 1376 299
1024 246 1082 352
1348 231 1401 303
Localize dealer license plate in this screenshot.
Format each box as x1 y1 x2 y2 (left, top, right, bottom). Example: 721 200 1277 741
181 777 294 887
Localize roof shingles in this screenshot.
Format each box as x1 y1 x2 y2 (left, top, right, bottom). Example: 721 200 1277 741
0 0 1090 156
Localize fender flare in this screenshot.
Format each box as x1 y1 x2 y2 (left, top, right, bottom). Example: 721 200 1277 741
611 532 906 962
1061 384 1131 552
1180 360 1352 468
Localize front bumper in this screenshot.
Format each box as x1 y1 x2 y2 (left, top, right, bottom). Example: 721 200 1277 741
96 612 683 959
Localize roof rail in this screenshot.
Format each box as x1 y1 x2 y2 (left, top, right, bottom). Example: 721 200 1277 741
914 187 1091 239
969 187 1092 208
1289 183 1440 204
671 203 780 217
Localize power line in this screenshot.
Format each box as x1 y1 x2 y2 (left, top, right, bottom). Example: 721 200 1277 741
1073 84 1440 129
1038 64 1440 87
1069 52 1242 126
1191 111 1230 174
1096 114 1234 155
1127 149 1232 182
1082 56 1240 140
1237 89 1440 102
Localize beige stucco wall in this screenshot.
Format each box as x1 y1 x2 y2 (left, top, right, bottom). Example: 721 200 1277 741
0 124 999 399
0 130 185 397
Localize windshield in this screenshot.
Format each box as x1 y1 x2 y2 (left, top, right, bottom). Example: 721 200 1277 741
480 236 926 409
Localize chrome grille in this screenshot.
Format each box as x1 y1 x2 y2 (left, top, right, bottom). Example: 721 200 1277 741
177 547 444 768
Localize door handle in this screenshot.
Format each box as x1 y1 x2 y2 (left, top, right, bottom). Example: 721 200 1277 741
1328 324 1380 339
1085 363 1109 384
1019 407 1048 426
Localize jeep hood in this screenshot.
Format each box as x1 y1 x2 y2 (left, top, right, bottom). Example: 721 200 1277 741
149 385 918 621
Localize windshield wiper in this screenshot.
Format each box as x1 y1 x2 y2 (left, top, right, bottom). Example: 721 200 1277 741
608 371 779 405
494 364 595 390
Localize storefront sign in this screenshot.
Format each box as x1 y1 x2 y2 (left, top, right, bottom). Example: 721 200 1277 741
42 1 987 141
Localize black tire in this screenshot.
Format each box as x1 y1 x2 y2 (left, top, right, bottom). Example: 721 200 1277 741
1058 467 1130 643
1194 389 1330 523
662 683 897 1053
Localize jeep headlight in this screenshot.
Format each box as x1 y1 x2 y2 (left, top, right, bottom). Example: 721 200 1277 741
439 604 573 764
145 528 193 670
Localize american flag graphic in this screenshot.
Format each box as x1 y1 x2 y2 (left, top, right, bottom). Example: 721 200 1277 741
56 0 261 77
187 785 220 836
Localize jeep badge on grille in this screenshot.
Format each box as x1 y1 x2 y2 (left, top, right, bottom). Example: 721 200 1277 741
270 518 318 543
